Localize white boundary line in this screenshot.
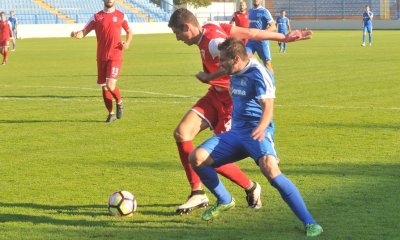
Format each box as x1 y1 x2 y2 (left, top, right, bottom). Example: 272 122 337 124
2 85 400 111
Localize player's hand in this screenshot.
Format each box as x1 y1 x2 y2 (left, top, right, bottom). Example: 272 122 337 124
71 31 83 39
195 72 211 83
251 126 265 142
121 41 130 50
283 29 313 42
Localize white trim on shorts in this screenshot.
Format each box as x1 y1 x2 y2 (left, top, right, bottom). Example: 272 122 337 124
191 108 214 131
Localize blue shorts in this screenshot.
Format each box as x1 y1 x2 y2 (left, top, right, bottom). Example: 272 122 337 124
278 29 288 35
363 25 372 33
200 127 277 167
246 40 271 62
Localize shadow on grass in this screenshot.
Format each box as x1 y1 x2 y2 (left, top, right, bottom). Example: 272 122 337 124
0 119 104 124
0 202 180 218
308 122 400 130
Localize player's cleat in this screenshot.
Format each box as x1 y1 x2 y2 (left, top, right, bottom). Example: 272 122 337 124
105 113 117 123
176 190 209 215
116 101 124 119
369 43 372 46
305 224 323 237
245 181 262 209
1 62 5 65
361 43 366 47
201 198 235 221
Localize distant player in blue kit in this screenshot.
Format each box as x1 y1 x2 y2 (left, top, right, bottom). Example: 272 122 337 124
361 5 373 47
276 10 291 53
189 38 323 237
8 11 17 51
247 0 276 73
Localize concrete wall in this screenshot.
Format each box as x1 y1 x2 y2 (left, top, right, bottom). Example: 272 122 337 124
292 20 400 30
18 20 399 39
18 22 171 39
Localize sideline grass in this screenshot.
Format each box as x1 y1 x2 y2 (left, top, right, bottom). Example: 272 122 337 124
0 30 399 239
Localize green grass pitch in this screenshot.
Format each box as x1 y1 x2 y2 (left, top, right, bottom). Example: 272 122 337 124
0 30 399 239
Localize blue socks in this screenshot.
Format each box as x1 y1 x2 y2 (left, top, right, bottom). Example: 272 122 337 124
194 165 232 204
271 174 316 225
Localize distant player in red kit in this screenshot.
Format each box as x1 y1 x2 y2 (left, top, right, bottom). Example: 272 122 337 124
230 1 249 43
0 12 13 65
230 1 249 28
71 0 133 122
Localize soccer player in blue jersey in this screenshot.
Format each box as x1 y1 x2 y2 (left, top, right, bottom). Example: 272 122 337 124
247 0 276 73
8 11 17 51
361 5 373 47
189 38 323 237
276 10 291 53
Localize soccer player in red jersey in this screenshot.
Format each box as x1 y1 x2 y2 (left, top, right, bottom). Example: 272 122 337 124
0 12 13 65
168 8 312 214
230 1 249 28
71 0 133 122
230 1 249 43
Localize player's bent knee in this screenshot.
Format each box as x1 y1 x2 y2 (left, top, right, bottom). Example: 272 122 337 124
189 148 210 168
259 155 281 180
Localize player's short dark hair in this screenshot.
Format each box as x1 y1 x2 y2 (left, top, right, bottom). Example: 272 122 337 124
218 38 248 60
168 8 199 30
0 12 5 15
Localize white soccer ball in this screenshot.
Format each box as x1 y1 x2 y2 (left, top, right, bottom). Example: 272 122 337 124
108 190 137 217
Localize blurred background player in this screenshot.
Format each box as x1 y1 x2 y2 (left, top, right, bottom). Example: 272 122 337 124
8 11 17 51
229 1 249 43
361 5 373 46
168 8 312 215
247 0 276 73
71 0 133 122
276 10 291 53
0 12 12 65
189 38 323 237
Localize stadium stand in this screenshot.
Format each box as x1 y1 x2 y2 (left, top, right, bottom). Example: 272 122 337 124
0 0 66 24
0 0 171 24
268 0 399 20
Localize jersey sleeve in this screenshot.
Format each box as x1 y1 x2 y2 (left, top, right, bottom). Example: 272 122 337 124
264 9 274 23
122 13 130 31
83 15 96 33
219 23 233 35
208 38 225 60
255 71 275 99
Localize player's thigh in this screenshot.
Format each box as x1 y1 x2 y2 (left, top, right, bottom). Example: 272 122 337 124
192 90 227 133
256 41 271 61
174 110 209 141
97 60 107 86
200 131 247 167
0 40 9 49
245 40 256 54
106 60 123 81
243 130 277 165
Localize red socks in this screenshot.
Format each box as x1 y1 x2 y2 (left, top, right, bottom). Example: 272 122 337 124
176 141 202 190
102 87 122 113
102 88 114 113
215 164 252 189
110 87 122 104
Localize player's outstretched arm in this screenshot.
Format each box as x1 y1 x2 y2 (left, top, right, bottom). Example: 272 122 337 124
230 26 312 43
70 28 92 39
282 29 313 42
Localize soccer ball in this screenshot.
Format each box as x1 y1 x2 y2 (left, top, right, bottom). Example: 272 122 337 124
108 190 137 217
